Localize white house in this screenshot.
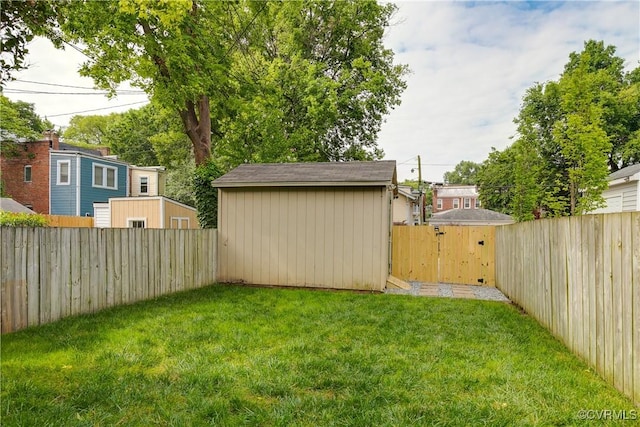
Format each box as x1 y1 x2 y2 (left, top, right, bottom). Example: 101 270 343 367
592 163 640 213
392 185 421 225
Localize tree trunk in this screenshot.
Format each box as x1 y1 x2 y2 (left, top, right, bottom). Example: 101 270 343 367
179 95 212 166
569 180 576 215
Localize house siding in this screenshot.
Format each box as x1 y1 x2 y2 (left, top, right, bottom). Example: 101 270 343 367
50 152 128 216
621 184 638 211
164 199 199 229
50 153 79 215
130 168 166 197
593 181 639 213
109 197 198 228
79 157 128 217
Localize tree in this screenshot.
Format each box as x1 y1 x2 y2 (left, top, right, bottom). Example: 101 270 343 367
477 147 515 214
62 114 114 146
443 160 481 185
485 40 638 219
164 160 196 207
0 95 52 140
215 1 407 166
0 0 59 83
104 103 191 167
54 0 407 167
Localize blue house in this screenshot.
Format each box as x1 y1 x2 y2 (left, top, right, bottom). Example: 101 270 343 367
50 149 129 217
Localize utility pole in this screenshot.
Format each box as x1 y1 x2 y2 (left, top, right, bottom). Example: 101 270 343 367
417 155 423 224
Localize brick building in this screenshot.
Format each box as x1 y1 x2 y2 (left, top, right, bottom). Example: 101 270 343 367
0 131 59 213
431 184 480 214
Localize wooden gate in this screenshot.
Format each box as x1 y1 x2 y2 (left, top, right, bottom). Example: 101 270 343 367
391 225 496 286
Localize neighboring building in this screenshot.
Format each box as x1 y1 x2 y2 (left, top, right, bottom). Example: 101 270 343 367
0 131 59 213
432 184 480 214
428 207 514 226
592 163 640 213
393 185 421 225
130 166 167 197
50 150 129 216
94 196 199 229
213 161 397 291
0 197 36 214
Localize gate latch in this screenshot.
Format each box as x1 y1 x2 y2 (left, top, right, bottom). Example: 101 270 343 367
478 240 485 246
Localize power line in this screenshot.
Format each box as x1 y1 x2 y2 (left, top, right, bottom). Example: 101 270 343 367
11 78 145 93
47 101 149 118
3 88 145 96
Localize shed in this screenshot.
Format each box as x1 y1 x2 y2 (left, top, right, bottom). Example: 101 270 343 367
213 161 397 291
0 198 36 214
107 196 199 229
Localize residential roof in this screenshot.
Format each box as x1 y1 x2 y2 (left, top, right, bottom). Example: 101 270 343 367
434 185 478 198
608 163 640 181
0 198 36 214
213 161 397 188
51 148 129 165
397 185 417 200
58 142 104 157
429 208 513 224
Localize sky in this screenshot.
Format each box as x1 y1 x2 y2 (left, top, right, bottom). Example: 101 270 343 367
3 1 639 182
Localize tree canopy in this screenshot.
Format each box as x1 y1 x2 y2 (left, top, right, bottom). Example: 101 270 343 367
53 0 408 167
0 0 59 83
443 160 481 185
0 94 53 140
478 40 639 220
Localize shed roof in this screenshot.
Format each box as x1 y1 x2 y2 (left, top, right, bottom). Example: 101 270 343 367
0 198 36 214
213 161 397 188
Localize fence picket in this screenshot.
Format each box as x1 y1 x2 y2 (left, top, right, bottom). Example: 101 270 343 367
496 212 639 406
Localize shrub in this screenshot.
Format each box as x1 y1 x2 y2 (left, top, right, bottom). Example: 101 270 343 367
193 160 222 229
0 211 48 227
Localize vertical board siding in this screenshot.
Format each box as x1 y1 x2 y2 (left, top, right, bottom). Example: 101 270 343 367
217 187 390 291
496 213 639 406
0 227 217 334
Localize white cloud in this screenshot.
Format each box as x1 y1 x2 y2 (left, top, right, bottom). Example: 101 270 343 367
3 38 149 128
380 1 640 182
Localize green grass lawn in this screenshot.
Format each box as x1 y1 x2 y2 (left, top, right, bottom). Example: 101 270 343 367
1 285 634 426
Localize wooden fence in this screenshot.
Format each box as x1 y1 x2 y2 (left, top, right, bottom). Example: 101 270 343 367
45 215 94 228
1 227 217 334
392 225 496 286
496 212 639 406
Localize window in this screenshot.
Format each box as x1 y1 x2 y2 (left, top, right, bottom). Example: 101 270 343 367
436 198 443 210
171 217 190 229
24 165 32 182
464 198 471 209
57 161 70 185
453 198 460 209
475 198 481 208
128 218 146 228
93 163 117 189
139 176 149 194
